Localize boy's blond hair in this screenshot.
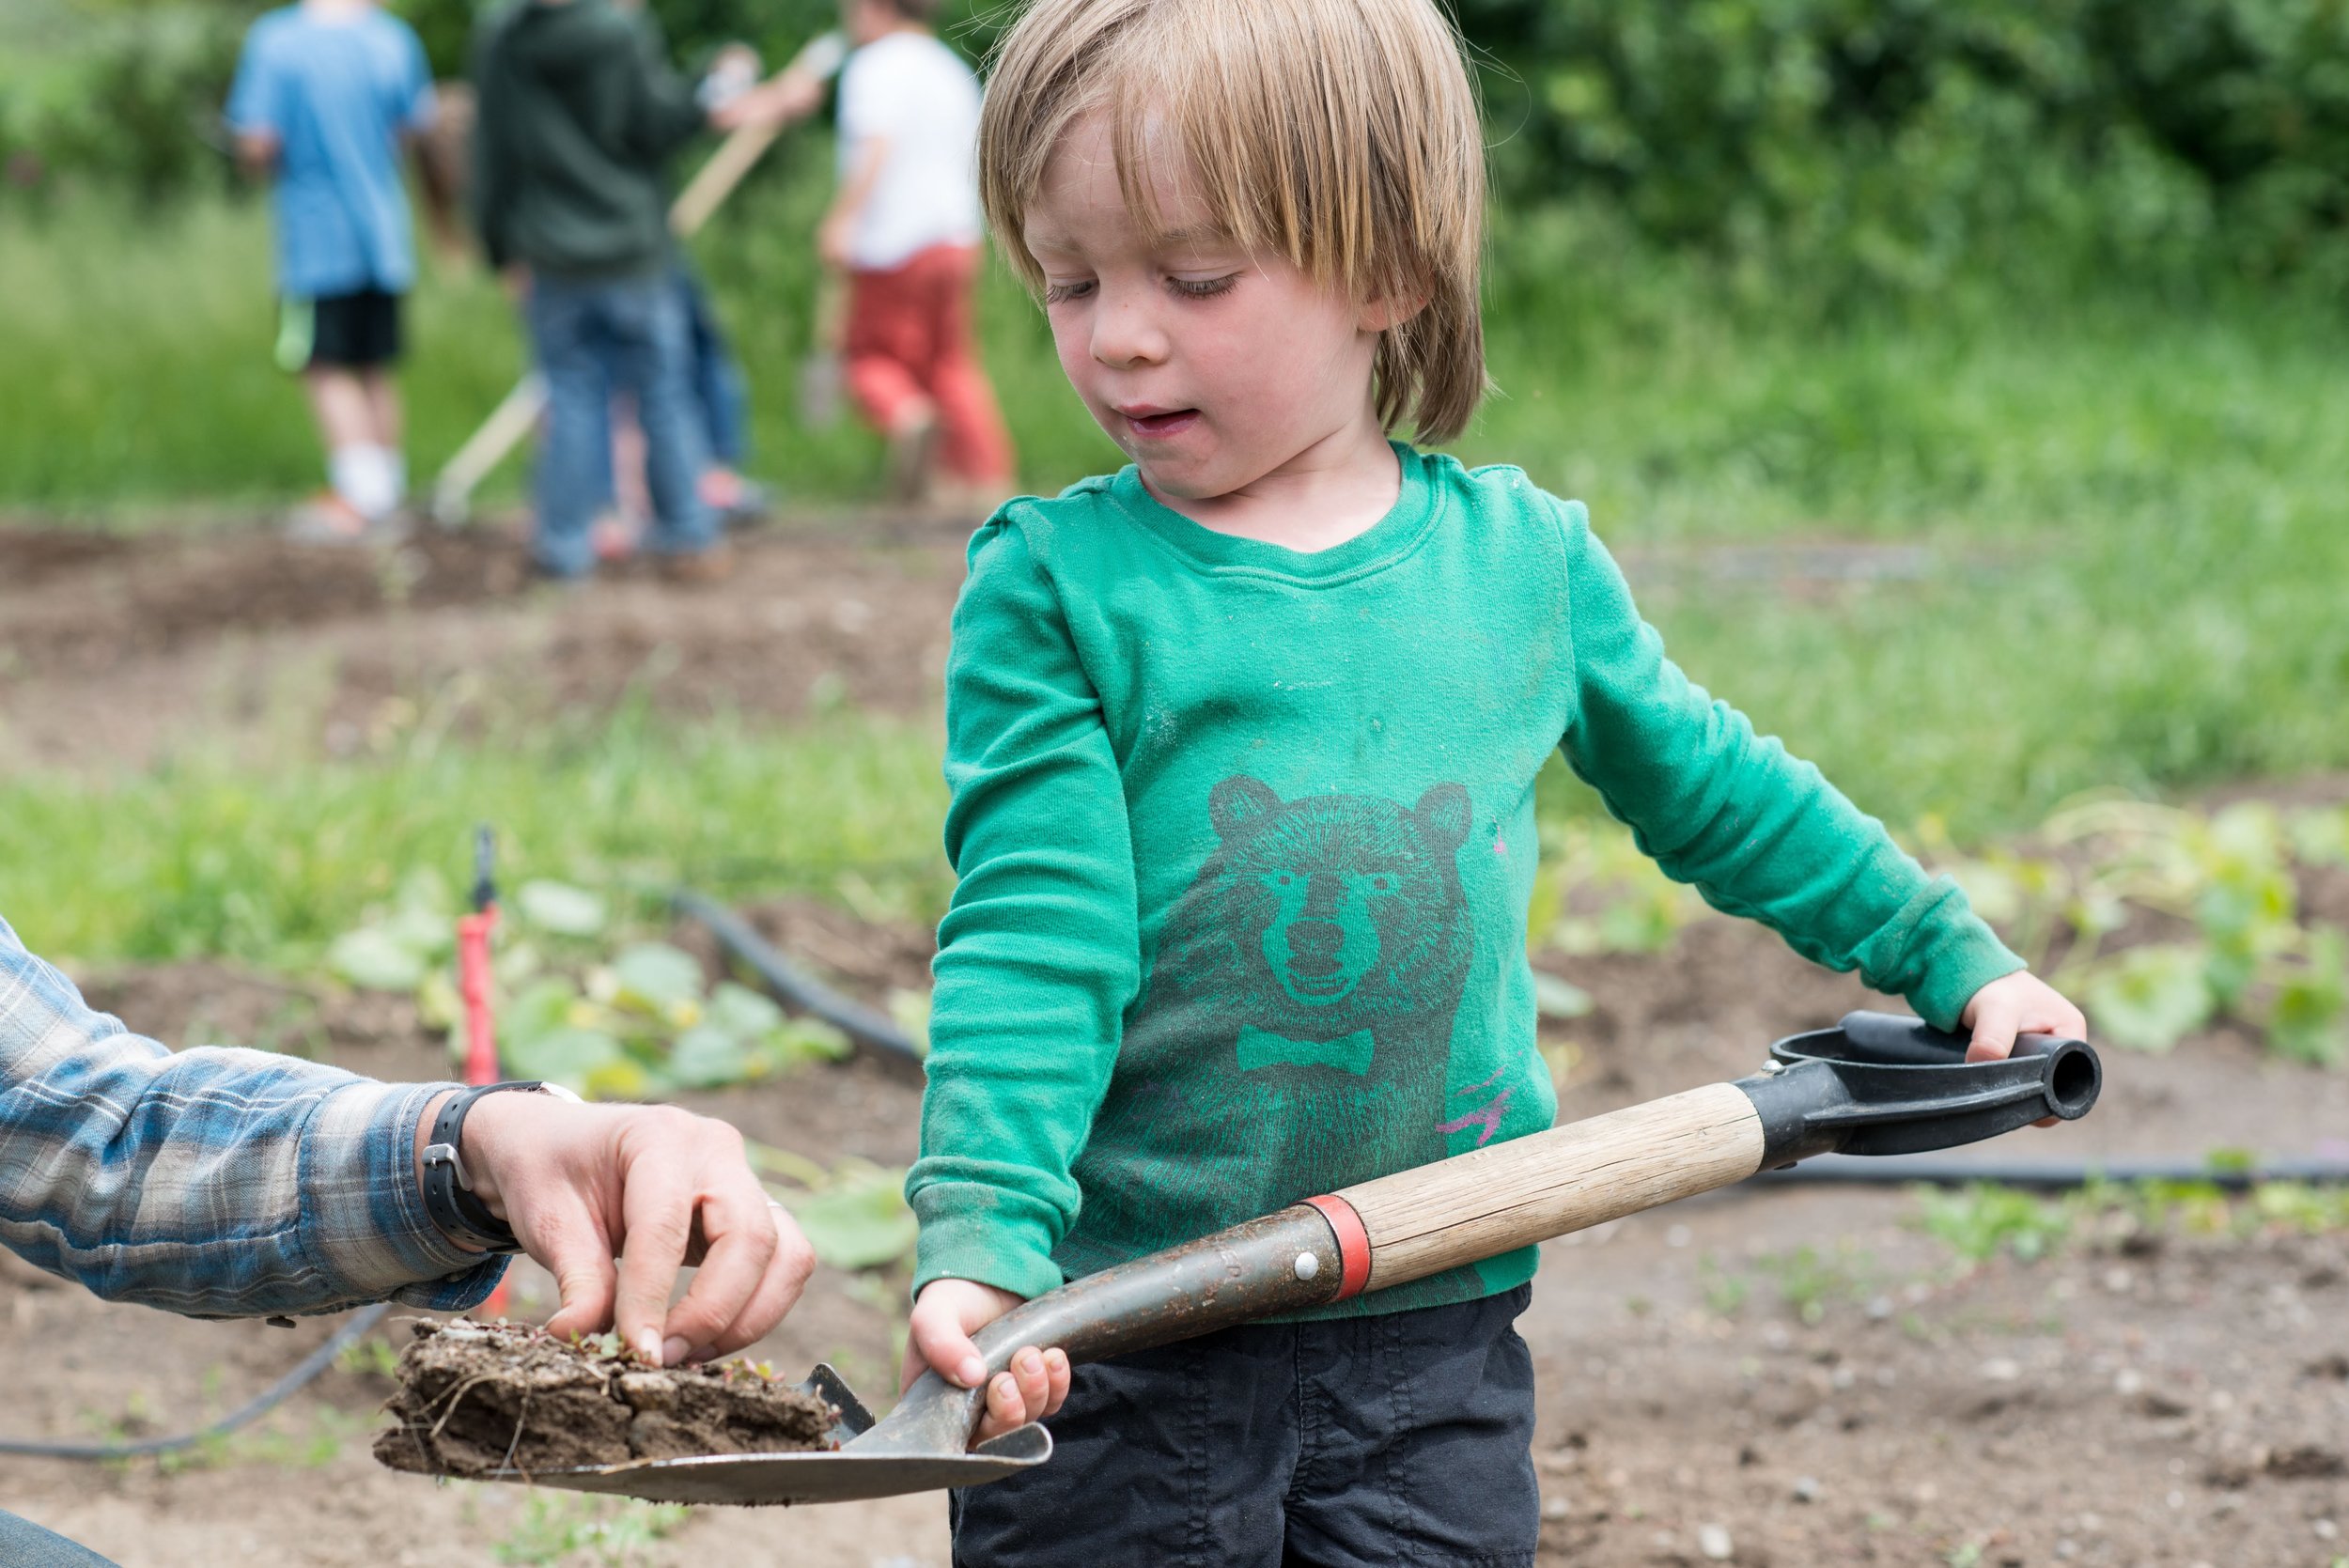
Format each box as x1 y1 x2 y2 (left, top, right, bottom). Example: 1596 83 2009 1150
979 0 1486 444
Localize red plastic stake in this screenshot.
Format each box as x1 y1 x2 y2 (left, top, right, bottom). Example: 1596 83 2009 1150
459 828 509 1317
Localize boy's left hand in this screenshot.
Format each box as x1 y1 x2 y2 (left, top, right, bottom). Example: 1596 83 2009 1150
1959 971 2090 1126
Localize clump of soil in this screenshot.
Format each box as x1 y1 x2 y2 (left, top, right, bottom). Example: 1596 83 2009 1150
373 1319 837 1478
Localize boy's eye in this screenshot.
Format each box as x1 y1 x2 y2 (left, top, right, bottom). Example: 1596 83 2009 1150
1043 279 1097 304
1168 272 1239 300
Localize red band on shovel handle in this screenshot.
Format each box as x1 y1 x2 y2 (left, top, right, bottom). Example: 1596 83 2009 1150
1301 1193 1371 1301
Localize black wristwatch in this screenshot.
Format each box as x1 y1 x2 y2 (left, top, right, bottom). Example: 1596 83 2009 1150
418 1080 583 1253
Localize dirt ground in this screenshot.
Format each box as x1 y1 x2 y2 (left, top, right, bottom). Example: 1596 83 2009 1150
3 520 2345 1566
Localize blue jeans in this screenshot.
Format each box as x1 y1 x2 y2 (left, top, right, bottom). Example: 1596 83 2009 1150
526 271 716 577
951 1285 1539 1567
0 1510 118 1566
680 265 747 470
584 265 749 520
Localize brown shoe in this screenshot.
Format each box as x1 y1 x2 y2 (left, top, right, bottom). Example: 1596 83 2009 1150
886 407 941 503
656 543 734 584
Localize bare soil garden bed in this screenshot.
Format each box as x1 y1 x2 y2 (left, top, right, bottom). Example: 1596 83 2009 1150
2 519 2344 1565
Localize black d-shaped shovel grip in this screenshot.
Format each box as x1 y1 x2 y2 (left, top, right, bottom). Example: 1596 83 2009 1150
1739 1009 2100 1166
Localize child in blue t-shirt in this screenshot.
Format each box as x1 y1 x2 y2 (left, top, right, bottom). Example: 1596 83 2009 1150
226 0 437 540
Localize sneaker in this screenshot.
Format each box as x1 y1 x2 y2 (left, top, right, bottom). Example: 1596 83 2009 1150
656 543 734 584
591 510 644 564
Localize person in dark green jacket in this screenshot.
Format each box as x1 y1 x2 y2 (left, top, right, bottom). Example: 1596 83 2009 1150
469 0 744 580
904 2 2094 1564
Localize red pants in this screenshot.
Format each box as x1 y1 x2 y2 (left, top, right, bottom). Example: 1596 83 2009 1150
845 243 1014 485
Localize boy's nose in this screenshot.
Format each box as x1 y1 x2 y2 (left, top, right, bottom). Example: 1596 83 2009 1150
1090 294 1168 369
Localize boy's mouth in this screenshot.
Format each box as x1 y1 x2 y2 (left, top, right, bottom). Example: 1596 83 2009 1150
1114 405 1201 441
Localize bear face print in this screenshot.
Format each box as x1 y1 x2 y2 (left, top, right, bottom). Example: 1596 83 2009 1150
1062 774 1481 1263
1208 775 1472 1021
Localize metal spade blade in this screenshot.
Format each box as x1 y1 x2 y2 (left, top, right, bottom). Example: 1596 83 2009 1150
487 1362 1054 1506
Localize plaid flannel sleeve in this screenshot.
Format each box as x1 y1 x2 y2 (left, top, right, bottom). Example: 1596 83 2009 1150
0 914 506 1317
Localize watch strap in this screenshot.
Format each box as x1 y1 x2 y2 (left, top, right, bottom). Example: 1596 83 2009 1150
419 1080 555 1254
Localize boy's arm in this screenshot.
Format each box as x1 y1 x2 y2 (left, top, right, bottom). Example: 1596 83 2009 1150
818 49 894 269
223 27 282 179
467 24 513 268
908 520 1143 1304
616 10 716 162
1554 501 2024 1032
819 136 888 270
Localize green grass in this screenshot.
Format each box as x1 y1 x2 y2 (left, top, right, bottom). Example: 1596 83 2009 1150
4 181 2349 965
0 154 1118 511
0 707 951 969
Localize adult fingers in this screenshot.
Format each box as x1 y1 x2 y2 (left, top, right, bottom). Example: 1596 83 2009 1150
908 1301 988 1390
525 1200 618 1344
658 1180 782 1362
611 1138 697 1365
689 1206 817 1362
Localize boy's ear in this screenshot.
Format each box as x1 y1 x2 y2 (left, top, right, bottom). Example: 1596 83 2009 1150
1358 291 1429 334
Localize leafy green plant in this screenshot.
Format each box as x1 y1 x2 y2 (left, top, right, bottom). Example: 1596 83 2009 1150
753 1148 919 1275
1753 1242 1875 1324
1915 1183 2073 1264
329 875 849 1097
1913 1172 2349 1268
1527 818 1707 957
492 1494 690 1568
1931 799 2349 1063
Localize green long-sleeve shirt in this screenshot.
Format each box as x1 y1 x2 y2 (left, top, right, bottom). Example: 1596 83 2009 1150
911 445 2024 1315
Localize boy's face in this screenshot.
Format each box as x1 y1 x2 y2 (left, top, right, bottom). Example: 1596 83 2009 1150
1023 112 1387 505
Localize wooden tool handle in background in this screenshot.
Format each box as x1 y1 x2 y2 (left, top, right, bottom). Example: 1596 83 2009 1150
1331 1082 1767 1293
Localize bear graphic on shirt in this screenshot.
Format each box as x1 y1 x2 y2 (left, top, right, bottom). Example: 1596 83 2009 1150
1068 774 1476 1261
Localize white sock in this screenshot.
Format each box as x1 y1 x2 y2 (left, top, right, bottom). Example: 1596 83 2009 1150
329 443 401 522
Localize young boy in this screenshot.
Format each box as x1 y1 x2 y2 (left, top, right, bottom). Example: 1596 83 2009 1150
469 0 739 581
825 0 1014 506
905 1 2091 1562
226 0 437 541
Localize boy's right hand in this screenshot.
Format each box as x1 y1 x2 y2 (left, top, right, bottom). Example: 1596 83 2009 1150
906 1278 1072 1442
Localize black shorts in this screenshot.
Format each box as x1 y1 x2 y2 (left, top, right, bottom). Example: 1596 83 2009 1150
276 287 403 372
950 1285 1541 1567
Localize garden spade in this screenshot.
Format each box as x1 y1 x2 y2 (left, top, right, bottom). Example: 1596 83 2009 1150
492 1010 2098 1506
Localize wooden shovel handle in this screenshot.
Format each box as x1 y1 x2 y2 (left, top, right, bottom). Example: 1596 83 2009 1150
1325 1082 1767 1295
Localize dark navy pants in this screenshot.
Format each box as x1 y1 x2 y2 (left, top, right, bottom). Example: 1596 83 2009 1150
951 1285 1538 1568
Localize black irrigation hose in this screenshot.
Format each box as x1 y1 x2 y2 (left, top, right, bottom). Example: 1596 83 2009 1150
673 888 926 1065
1748 1154 2349 1189
0 1302 392 1461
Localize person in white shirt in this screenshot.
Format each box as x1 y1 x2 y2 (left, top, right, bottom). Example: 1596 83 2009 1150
819 0 1014 505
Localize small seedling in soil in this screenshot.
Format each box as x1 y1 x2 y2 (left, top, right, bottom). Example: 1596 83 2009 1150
373 1319 836 1480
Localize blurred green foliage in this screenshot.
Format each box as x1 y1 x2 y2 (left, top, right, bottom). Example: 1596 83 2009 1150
9 0 2349 294
1460 0 2349 294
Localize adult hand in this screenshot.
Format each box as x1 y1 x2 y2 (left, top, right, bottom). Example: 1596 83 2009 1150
418 1093 816 1366
1960 970 2091 1126
905 1278 1071 1443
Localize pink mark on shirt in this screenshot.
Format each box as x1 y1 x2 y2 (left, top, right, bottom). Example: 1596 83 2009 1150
1437 1088 1514 1148
1493 835 1509 858
1453 1061 1510 1098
